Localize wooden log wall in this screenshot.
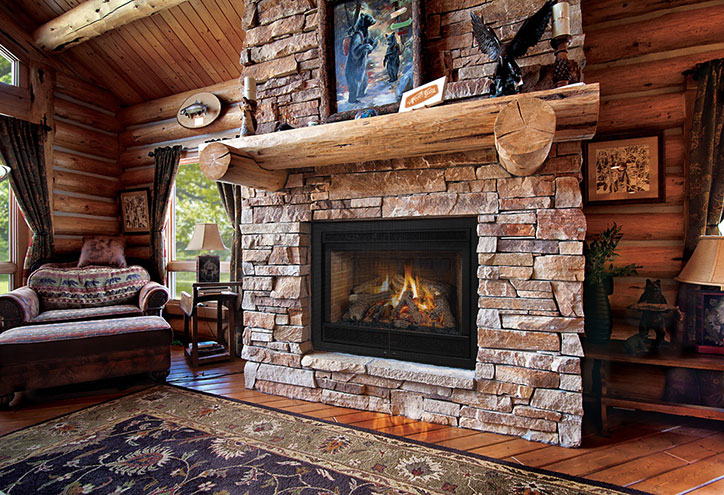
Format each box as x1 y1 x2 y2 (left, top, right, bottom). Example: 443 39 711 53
581 0 724 337
52 72 125 257
116 78 242 263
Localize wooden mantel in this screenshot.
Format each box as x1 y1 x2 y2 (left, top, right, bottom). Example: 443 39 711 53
199 84 599 190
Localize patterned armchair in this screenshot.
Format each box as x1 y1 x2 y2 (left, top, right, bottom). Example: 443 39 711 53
0 262 169 331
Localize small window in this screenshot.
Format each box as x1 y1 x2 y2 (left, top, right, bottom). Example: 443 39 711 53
0 164 15 292
167 163 232 298
0 46 18 86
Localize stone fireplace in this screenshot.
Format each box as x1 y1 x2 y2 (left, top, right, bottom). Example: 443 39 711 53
240 136 588 447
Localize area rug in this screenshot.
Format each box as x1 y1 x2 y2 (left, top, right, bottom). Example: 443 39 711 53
0 385 649 495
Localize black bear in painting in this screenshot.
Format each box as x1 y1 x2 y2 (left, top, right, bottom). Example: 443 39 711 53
383 33 400 82
345 12 377 104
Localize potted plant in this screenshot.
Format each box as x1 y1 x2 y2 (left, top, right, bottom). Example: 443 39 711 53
584 223 641 343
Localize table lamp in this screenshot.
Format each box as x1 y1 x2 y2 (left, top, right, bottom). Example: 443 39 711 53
676 236 724 289
676 235 724 353
186 223 227 282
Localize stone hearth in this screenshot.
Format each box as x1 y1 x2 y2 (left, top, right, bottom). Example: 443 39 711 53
240 142 586 447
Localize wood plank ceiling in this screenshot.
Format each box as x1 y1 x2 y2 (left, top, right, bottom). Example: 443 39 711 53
15 0 245 106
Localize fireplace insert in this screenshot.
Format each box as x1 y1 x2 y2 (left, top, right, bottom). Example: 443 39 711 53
312 218 477 369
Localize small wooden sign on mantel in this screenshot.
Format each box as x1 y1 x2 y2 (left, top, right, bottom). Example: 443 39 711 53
399 76 447 112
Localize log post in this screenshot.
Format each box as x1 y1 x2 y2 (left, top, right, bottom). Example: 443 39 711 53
199 142 288 192
494 97 556 176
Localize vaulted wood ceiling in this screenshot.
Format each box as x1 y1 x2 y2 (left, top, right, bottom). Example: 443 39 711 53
13 0 245 106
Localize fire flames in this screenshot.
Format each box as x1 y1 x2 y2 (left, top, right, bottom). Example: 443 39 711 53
343 263 455 329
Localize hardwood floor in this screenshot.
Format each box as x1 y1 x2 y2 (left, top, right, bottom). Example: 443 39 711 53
2 347 724 494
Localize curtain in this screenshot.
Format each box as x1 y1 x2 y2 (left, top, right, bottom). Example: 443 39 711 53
684 59 724 257
217 183 243 282
218 183 243 356
678 59 724 345
0 116 53 273
150 145 182 284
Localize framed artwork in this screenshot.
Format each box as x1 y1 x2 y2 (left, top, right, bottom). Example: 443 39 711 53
695 291 724 354
318 0 424 122
197 255 221 283
120 188 151 234
584 133 664 205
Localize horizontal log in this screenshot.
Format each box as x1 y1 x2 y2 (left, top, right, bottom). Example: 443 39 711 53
0 85 31 122
53 237 82 255
614 241 684 279
585 46 724 97
55 71 119 112
125 234 150 247
33 0 190 52
598 92 685 132
54 169 119 198
54 96 123 133
610 277 679 313
120 104 242 148
583 0 708 26
202 84 600 171
54 120 119 160
664 132 685 170
199 143 288 191
54 215 120 236
54 193 118 217
585 213 684 241
126 246 152 259
665 175 685 205
121 136 222 169
585 5 724 65
118 78 240 126
121 167 154 188
54 150 122 177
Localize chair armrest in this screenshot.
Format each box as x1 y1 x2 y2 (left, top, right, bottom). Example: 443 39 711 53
0 287 40 330
139 282 170 316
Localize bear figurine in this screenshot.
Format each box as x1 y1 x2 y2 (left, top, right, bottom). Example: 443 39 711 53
638 279 668 344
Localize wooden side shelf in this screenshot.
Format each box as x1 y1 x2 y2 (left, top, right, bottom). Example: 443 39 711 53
583 339 724 433
182 282 242 368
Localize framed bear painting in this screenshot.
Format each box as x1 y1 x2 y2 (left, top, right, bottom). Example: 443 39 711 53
318 0 424 122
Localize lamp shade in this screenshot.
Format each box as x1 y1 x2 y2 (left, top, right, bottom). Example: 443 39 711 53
185 223 227 251
676 235 724 289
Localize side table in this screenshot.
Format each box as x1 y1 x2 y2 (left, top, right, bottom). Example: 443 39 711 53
182 282 242 368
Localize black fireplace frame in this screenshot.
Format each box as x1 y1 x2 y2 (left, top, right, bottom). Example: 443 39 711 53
311 218 478 369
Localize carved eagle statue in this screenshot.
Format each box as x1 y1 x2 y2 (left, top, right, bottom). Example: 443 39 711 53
471 1 553 97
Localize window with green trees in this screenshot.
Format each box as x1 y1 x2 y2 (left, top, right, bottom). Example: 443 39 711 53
170 163 232 298
0 46 17 86
0 167 11 293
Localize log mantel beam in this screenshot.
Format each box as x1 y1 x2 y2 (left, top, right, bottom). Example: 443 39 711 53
199 84 600 180
33 0 191 52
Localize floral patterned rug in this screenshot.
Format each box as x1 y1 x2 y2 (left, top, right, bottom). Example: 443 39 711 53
0 385 649 495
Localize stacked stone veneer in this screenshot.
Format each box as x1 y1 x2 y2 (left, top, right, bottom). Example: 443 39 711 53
240 142 587 447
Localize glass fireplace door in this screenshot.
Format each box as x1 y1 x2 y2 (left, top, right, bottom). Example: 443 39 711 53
312 218 477 369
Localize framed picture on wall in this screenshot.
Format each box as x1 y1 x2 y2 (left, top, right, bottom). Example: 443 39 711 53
318 0 424 122
584 133 665 205
695 291 724 354
120 188 151 234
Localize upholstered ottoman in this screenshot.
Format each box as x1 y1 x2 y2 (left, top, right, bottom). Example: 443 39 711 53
0 316 172 407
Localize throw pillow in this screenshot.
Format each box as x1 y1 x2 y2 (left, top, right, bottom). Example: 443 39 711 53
78 236 127 267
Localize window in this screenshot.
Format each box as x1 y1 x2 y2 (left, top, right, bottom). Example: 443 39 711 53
0 164 19 292
0 45 18 86
166 162 233 298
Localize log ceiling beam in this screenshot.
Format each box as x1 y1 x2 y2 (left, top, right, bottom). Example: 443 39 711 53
33 0 192 52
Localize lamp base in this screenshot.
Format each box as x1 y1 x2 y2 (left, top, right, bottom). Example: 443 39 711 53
197 255 221 282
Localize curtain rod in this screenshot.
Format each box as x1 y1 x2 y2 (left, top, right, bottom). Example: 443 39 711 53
147 146 191 158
